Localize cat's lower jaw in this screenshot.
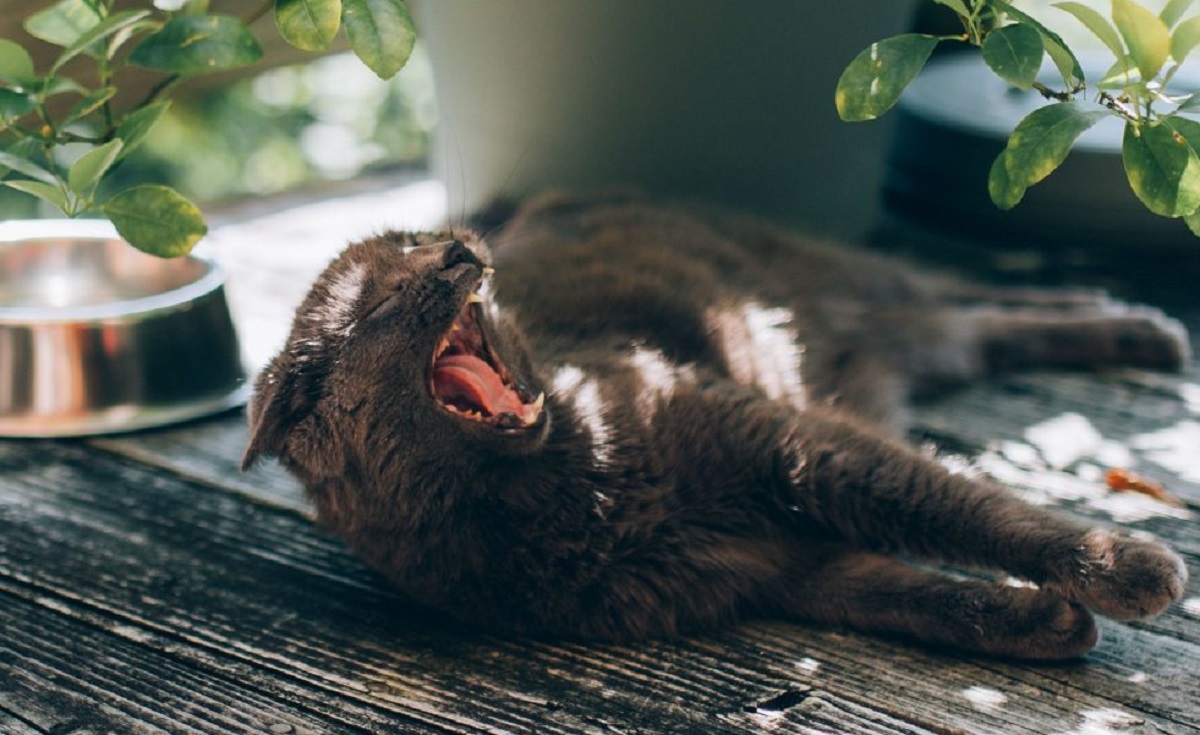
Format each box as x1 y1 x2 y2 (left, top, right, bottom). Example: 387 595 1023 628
1046 529 1189 622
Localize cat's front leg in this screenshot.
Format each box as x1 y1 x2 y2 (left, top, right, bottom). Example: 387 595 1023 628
777 408 1188 622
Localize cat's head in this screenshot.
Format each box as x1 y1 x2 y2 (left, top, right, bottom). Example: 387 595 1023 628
241 231 549 478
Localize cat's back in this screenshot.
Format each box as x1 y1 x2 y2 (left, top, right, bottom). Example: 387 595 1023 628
489 193 928 364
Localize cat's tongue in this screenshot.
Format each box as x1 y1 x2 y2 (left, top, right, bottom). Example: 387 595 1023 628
433 354 526 416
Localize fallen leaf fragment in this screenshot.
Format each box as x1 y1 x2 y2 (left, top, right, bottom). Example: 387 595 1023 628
1105 468 1186 507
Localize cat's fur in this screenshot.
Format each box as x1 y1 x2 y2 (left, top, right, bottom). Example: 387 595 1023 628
244 192 1190 660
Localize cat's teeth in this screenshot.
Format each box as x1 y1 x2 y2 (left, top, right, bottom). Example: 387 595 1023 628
466 293 485 304
482 266 495 277
523 392 545 423
437 336 450 355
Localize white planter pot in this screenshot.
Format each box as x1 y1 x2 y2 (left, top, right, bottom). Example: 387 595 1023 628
411 0 918 239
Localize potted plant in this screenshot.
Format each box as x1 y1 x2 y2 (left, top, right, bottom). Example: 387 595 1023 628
0 0 417 257
835 0 1200 244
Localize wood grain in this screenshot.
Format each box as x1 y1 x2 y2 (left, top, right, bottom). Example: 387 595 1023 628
4 430 1200 732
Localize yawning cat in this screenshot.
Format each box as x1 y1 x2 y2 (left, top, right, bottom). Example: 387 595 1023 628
243 193 1189 660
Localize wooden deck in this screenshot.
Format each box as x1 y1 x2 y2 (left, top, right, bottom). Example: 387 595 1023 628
3 176 1200 734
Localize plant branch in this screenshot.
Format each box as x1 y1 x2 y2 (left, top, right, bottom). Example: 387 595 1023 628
99 58 115 134
137 73 182 110
245 0 274 26
1098 91 1140 122
57 131 107 145
1032 82 1073 102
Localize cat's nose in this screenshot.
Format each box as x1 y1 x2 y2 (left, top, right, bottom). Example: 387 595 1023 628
442 241 482 271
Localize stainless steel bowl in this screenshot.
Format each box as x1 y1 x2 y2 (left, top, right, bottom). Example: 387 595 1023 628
0 220 249 437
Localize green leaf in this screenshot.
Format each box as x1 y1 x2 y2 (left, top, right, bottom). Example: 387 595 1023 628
3 179 69 210
0 89 35 120
24 0 103 49
0 150 59 184
1122 118 1200 216
64 86 116 123
1043 36 1084 85
34 76 88 97
1161 113 1200 150
989 101 1109 209
1161 0 1196 28
1184 206 1200 235
68 139 123 195
0 39 36 84
981 23 1044 90
342 0 417 79
115 102 170 158
988 150 1023 210
1112 0 1171 79
130 15 263 76
835 34 939 122
1098 55 1139 87
931 0 971 17
1176 92 1200 114
52 10 154 73
275 0 342 52
1054 2 1126 60
1172 16 1200 63
101 185 207 258
994 0 1085 83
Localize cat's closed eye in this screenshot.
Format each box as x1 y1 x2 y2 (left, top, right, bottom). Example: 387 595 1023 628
363 290 405 322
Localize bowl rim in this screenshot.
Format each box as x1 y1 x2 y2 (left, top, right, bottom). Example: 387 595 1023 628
0 218 224 324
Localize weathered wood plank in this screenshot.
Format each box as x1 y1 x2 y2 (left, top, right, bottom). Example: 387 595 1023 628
5 440 1198 734
0 590 384 735
0 710 42 735
91 412 310 516
3 440 933 734
713 624 1200 735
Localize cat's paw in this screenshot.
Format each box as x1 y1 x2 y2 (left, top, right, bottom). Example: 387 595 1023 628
1051 530 1188 621
1099 308 1191 371
972 589 1098 661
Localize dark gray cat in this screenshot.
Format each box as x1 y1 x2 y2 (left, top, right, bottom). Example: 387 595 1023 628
243 192 1189 660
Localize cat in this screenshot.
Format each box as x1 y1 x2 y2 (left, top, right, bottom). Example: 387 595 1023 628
242 192 1190 660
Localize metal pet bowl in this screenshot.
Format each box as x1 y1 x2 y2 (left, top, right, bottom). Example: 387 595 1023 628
0 220 249 437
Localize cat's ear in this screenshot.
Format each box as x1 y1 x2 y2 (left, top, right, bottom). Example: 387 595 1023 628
240 352 316 470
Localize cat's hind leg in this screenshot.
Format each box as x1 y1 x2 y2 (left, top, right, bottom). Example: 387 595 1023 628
773 548 1098 659
901 298 1189 397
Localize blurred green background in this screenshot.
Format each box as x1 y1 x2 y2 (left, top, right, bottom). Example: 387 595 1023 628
0 45 437 220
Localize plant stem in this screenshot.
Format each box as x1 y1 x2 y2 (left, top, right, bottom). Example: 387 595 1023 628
246 0 274 26
98 57 115 136
138 74 181 109
1033 82 1073 102
57 131 106 145
1099 91 1139 122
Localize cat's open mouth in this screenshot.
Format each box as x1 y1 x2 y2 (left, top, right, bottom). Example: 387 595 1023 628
430 283 544 429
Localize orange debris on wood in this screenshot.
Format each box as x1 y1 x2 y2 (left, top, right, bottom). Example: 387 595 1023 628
1105 468 1186 508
